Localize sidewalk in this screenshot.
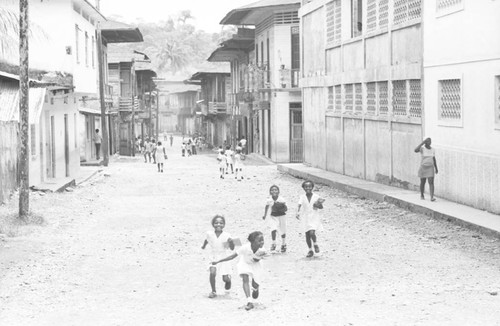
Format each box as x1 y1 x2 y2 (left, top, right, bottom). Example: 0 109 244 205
278 163 500 239
31 166 102 193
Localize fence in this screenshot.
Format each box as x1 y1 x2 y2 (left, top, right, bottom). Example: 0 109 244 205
0 121 19 204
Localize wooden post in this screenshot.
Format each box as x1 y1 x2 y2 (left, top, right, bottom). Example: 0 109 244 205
96 23 109 166
19 0 29 219
156 90 159 141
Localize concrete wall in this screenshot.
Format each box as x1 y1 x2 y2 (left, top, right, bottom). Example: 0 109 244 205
0 122 18 204
303 87 327 169
423 0 500 213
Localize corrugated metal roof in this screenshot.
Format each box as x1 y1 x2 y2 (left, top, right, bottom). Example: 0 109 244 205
220 0 300 25
0 83 46 124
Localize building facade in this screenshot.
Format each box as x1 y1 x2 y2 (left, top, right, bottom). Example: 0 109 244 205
220 0 303 163
300 0 423 189
422 0 500 213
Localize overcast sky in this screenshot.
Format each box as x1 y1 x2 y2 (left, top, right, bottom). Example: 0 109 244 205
100 0 254 32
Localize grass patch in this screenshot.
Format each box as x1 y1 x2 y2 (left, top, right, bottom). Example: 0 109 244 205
0 211 46 237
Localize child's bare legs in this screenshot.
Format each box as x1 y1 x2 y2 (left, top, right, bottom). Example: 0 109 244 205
209 267 217 297
241 274 258 310
420 178 426 199
222 274 231 290
281 234 287 252
305 230 318 256
428 177 435 200
270 230 277 251
220 168 225 179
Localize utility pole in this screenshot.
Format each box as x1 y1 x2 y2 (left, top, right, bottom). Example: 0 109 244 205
19 0 29 219
156 90 159 141
96 23 109 166
148 84 152 139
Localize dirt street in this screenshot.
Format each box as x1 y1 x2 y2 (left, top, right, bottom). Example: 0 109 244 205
1 142 500 326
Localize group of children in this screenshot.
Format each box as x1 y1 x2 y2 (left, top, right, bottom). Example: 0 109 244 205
202 180 325 310
138 138 168 173
216 145 244 181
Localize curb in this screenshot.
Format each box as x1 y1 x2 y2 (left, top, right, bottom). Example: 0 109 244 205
76 169 103 186
278 164 500 239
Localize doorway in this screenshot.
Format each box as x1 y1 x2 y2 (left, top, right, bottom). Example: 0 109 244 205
290 103 303 163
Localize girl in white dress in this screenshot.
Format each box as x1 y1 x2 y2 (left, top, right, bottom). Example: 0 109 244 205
262 185 288 253
201 215 235 298
218 150 227 179
225 146 234 174
233 148 244 181
154 141 167 173
296 180 325 258
212 231 267 311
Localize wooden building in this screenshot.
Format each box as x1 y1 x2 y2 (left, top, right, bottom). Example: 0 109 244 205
220 0 303 163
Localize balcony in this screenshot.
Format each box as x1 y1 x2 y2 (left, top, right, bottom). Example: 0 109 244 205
208 102 228 115
119 96 140 111
279 68 300 89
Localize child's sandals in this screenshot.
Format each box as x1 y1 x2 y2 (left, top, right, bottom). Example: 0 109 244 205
251 287 259 299
314 244 320 253
208 292 216 298
306 250 314 258
245 302 254 310
281 244 287 253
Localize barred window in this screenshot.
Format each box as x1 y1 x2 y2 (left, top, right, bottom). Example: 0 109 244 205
436 0 463 15
496 76 500 127
334 85 342 112
378 81 389 115
366 82 377 114
394 0 421 25
439 79 462 120
326 0 342 45
355 83 363 113
367 0 390 32
392 80 408 116
327 86 334 111
409 79 422 118
344 84 353 112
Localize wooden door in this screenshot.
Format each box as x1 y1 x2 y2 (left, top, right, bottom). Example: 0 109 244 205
290 105 303 163
119 122 132 156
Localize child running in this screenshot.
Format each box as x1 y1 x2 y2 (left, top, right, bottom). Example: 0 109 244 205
262 185 288 253
154 141 167 172
218 149 227 179
234 148 244 181
225 146 234 174
296 180 326 258
212 231 267 311
201 215 235 298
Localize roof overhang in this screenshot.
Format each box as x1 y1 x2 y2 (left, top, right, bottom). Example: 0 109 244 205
220 0 300 25
189 71 230 81
73 0 106 22
102 28 143 43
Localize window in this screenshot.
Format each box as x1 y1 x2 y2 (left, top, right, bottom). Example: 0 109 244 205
366 82 377 114
92 36 95 68
393 0 421 25
495 76 500 128
378 81 389 115
334 85 342 112
326 0 342 45
75 25 80 64
366 0 389 32
438 78 462 124
354 83 363 113
85 31 89 66
327 86 334 111
409 79 422 118
351 0 363 37
436 0 463 16
392 80 408 116
344 84 353 112
255 44 259 66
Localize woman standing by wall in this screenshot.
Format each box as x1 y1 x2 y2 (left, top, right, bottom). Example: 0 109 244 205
415 137 439 201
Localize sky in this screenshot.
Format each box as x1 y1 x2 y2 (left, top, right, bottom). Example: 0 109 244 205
99 0 255 32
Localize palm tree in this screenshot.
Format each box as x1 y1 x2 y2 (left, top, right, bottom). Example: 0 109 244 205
0 7 20 57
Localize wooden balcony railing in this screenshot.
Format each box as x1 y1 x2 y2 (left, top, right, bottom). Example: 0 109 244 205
119 96 140 111
208 102 228 115
279 68 301 89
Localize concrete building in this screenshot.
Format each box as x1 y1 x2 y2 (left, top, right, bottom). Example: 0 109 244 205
422 0 500 214
300 0 423 189
220 0 303 163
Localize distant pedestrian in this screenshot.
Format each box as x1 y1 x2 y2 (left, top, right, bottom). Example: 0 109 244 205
262 185 288 253
218 149 227 179
181 142 186 157
225 146 234 174
201 215 235 299
151 139 157 164
415 137 438 201
239 137 247 154
94 129 102 160
234 148 244 181
191 139 197 155
154 141 167 173
211 231 268 311
143 138 152 163
187 140 192 156
296 180 325 258
170 134 174 147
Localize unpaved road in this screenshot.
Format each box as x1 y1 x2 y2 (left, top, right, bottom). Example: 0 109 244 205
1 142 500 325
